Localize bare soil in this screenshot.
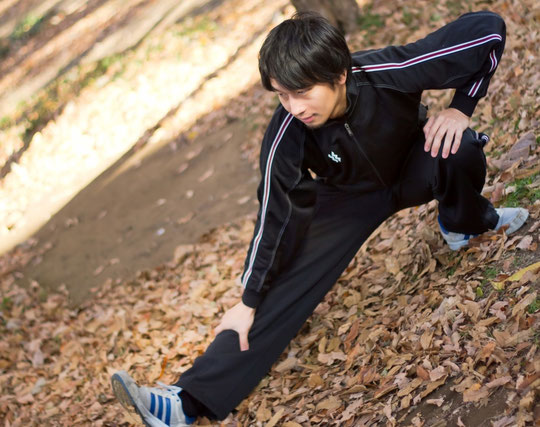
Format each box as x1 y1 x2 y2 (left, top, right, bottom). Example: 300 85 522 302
18 116 260 306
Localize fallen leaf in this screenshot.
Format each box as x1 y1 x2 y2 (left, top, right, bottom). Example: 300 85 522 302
307 373 324 388
516 236 533 250
339 399 364 422
477 341 496 362
416 365 430 381
511 292 537 318
492 262 540 290
316 395 341 411
385 256 400 275
463 384 489 402
237 196 250 205
266 408 285 427
429 366 446 382
256 399 271 422
420 329 433 350
198 167 214 182
426 398 444 406
486 375 512 389
177 212 195 224
383 402 396 423
317 351 347 365
275 357 297 373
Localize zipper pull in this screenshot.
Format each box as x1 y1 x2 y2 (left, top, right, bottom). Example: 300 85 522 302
344 122 354 137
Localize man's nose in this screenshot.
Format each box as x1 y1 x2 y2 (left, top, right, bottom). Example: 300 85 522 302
288 97 306 117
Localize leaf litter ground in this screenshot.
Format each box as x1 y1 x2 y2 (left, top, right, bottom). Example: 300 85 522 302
1 0 539 425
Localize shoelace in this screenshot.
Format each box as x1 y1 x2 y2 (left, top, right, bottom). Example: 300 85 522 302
156 381 182 397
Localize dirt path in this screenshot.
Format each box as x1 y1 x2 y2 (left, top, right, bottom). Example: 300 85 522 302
20 114 261 306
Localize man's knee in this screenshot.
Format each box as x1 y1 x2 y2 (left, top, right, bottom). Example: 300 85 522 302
433 128 488 195
440 128 487 170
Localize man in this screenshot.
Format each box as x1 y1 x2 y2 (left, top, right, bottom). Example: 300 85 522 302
111 11 528 426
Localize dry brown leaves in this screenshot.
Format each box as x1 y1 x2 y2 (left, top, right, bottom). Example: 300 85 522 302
1 0 539 426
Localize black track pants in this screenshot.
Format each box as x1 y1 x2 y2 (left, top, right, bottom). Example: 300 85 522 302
175 128 498 420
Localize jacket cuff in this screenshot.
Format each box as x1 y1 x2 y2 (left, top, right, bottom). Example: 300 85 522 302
449 91 479 117
242 288 263 308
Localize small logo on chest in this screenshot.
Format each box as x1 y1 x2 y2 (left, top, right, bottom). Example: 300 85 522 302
328 151 342 163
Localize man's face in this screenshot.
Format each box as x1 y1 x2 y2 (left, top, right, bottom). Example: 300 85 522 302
270 72 347 128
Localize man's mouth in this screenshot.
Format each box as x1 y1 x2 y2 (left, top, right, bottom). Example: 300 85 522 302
300 115 315 124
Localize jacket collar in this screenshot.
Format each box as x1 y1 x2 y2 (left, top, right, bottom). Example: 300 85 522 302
344 69 361 118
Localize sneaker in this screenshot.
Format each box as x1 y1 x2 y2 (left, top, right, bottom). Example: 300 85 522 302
111 371 195 427
439 207 529 250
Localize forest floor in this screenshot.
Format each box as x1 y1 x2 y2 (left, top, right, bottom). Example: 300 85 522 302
0 0 538 426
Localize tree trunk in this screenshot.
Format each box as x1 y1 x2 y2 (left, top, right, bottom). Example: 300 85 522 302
290 0 361 34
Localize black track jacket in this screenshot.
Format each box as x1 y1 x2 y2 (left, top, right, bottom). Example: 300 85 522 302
241 11 506 308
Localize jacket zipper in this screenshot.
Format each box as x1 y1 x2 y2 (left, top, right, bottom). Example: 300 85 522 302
344 122 387 187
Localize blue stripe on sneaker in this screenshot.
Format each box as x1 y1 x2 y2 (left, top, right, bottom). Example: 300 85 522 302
165 397 171 425
437 216 449 234
150 393 156 414
157 395 164 420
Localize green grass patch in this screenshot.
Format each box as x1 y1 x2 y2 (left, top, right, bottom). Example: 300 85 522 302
502 173 540 207
1 11 50 59
528 297 540 314
10 13 47 41
479 266 499 296
175 17 217 38
0 40 9 60
444 0 473 16
401 9 414 26
1 296 13 311
0 116 13 129
488 149 503 158
357 9 384 31
483 267 498 280
446 265 457 277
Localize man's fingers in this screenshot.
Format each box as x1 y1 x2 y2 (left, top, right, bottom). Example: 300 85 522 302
451 132 462 154
423 117 435 151
441 127 456 159
239 331 249 352
430 128 444 158
427 116 446 157
424 108 469 157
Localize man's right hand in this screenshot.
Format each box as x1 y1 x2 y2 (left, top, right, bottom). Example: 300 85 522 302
214 301 255 351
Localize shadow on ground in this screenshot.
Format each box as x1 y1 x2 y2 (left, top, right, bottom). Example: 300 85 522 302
18 91 262 306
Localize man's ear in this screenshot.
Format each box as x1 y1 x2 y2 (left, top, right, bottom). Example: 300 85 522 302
338 70 347 85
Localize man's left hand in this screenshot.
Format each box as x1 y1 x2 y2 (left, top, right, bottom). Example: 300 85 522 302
423 108 470 158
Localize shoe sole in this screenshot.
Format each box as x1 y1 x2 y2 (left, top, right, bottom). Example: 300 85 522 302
111 372 153 427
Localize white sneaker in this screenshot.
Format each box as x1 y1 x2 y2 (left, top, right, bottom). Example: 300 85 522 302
439 207 529 250
111 371 195 427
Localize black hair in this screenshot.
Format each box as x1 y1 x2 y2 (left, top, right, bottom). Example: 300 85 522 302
258 11 351 91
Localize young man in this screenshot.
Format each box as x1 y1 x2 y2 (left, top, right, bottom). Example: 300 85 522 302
111 11 528 426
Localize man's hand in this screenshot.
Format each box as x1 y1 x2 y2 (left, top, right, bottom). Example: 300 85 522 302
215 301 255 351
423 108 470 158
